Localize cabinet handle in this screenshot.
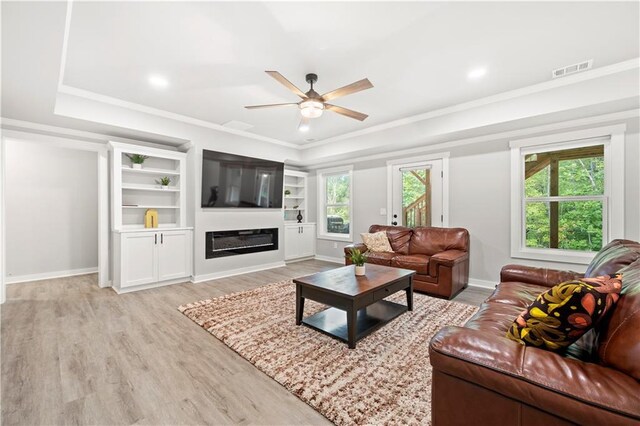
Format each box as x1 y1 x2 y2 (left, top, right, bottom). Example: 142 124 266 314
155 234 157 245
161 233 164 244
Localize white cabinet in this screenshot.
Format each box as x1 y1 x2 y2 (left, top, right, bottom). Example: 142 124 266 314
109 142 193 293
157 230 191 281
114 229 192 292
285 223 316 261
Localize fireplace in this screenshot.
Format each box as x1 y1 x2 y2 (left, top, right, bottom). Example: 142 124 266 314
205 228 279 259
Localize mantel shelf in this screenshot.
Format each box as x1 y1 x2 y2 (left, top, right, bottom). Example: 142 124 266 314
122 167 180 176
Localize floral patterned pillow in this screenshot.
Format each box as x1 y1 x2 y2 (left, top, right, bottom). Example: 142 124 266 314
360 231 393 253
506 275 622 351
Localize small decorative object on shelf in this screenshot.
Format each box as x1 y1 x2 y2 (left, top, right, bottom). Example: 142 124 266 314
349 248 367 276
126 153 149 169
156 176 171 189
144 209 158 228
284 189 291 196
296 210 303 223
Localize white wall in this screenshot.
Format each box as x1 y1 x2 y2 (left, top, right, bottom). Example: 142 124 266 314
191 138 287 282
310 127 640 284
4 141 98 281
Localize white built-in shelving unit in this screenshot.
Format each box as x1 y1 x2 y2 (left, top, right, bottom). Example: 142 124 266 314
283 170 315 261
108 142 192 293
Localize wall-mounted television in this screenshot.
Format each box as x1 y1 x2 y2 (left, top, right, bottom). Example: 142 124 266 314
201 150 284 208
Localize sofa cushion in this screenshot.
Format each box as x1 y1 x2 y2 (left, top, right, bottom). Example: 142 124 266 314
506 276 622 351
364 252 396 266
585 239 640 278
465 302 525 335
369 225 412 255
391 254 429 275
360 231 393 253
598 259 640 380
485 282 550 308
409 226 469 256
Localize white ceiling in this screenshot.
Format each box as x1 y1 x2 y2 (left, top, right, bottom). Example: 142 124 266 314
57 1 640 145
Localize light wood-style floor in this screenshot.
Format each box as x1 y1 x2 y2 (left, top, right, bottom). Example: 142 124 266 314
1 260 492 425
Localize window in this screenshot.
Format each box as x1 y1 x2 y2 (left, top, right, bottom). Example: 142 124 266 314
510 126 625 264
317 166 353 241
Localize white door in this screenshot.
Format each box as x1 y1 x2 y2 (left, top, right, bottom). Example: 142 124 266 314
390 159 444 227
158 230 191 281
299 224 316 257
284 226 300 260
121 232 158 287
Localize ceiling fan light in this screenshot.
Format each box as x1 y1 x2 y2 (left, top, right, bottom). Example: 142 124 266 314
299 100 324 118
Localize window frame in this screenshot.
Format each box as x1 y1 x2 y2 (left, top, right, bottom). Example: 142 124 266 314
317 165 354 242
510 125 625 264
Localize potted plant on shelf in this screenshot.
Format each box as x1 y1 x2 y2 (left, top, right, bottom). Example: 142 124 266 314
284 189 291 196
126 154 149 169
349 248 367 276
156 176 171 189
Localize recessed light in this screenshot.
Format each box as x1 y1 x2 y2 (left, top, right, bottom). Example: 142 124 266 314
467 68 487 80
148 74 169 88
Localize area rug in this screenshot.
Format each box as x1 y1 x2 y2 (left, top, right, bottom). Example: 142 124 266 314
178 280 478 425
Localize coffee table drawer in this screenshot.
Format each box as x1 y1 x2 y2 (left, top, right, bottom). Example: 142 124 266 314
373 279 409 302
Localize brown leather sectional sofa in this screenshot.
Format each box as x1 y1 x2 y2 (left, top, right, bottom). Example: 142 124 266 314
344 225 469 299
429 239 640 425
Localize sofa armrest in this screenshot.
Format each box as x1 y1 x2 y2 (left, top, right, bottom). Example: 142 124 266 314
343 243 368 264
428 249 468 278
500 264 584 288
431 249 468 266
429 326 640 423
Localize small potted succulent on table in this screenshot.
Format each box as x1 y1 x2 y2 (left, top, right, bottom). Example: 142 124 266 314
126 154 148 169
156 176 171 189
349 248 367 276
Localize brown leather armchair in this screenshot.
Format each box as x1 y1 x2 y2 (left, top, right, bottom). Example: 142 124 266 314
344 225 470 299
429 240 640 425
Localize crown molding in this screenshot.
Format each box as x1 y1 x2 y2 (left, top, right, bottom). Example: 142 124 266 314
302 108 640 169
56 85 302 150
303 58 640 149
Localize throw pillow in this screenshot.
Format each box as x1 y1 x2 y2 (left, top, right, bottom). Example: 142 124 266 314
506 275 622 351
361 231 393 253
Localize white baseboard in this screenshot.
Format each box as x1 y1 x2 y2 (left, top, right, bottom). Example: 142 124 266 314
112 277 190 294
192 261 287 284
6 267 98 285
468 278 498 290
314 255 344 264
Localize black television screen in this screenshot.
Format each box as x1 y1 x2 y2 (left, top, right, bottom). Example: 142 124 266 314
201 150 284 208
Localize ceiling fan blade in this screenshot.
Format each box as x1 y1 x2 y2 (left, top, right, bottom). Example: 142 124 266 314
244 103 298 109
320 78 373 102
325 104 368 121
265 71 307 99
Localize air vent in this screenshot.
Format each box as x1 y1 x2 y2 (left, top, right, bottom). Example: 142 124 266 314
552 60 593 79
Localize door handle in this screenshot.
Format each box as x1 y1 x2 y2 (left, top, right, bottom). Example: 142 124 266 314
155 234 157 245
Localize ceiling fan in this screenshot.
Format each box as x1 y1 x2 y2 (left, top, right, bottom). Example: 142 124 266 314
245 71 373 131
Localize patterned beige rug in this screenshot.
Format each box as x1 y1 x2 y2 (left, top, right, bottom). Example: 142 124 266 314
178 280 478 425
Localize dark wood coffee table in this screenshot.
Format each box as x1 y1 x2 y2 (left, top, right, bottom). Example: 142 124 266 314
293 264 415 349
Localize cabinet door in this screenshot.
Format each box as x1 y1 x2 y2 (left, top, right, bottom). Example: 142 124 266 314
299 225 316 257
284 226 300 260
158 230 192 281
121 232 158 288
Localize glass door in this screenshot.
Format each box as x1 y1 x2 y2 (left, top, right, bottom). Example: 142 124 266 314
391 160 443 227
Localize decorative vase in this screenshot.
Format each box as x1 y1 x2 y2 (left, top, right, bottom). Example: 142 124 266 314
296 210 303 223
355 265 366 276
132 163 142 169
161 185 169 190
